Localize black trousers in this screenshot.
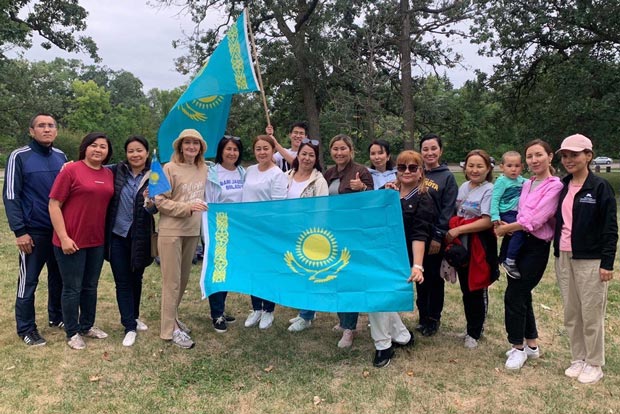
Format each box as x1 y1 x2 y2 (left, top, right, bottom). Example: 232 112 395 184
457 265 488 340
416 251 445 323
504 234 550 345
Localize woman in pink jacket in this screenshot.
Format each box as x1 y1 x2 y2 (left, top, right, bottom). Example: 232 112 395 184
496 139 563 370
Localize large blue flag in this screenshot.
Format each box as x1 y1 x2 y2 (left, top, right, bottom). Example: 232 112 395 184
148 152 171 197
200 191 414 312
158 11 259 162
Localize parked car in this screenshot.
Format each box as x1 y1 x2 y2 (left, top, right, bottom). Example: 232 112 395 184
593 156 613 165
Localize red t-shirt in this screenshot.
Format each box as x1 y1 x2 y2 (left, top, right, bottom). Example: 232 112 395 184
49 161 114 248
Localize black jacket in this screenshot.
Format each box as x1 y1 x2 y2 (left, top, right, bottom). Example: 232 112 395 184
401 188 437 265
553 171 618 270
105 161 155 270
424 163 458 243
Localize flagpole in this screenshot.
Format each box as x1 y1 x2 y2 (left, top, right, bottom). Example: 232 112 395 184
245 8 271 126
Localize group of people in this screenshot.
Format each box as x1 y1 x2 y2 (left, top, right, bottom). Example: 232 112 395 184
3 113 617 384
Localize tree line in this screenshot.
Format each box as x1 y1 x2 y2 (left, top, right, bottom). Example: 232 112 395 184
1 0 619 167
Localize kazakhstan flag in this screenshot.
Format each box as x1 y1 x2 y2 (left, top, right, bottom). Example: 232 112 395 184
200 191 414 312
148 152 171 197
157 11 259 162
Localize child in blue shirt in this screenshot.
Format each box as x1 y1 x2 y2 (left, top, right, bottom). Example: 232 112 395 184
491 151 526 278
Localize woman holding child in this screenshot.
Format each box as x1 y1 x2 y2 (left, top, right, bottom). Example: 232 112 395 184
495 140 563 370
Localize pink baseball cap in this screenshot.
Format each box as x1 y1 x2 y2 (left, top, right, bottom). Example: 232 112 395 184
556 134 592 153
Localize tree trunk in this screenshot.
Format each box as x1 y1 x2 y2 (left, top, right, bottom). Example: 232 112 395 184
400 0 415 150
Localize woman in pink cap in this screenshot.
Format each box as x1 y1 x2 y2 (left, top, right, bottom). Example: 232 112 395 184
554 133 618 384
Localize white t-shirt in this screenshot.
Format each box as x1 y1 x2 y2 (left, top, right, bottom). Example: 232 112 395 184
242 165 288 202
287 178 310 199
216 164 243 203
456 181 494 219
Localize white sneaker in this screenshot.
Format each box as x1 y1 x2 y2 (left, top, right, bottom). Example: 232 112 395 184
289 316 303 324
122 331 137 347
259 312 274 329
172 329 194 349
524 345 540 359
135 319 148 331
244 310 263 328
83 326 108 339
338 329 355 348
565 360 586 378
505 348 527 370
288 318 312 332
463 335 478 349
67 333 86 350
577 364 603 384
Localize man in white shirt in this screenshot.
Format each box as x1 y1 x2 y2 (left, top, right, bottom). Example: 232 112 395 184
266 121 308 172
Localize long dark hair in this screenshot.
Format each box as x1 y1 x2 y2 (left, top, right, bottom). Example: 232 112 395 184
292 141 322 172
368 139 394 170
524 139 556 174
79 132 113 165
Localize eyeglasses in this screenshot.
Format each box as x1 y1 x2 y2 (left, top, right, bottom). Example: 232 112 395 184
397 164 420 173
223 135 241 141
302 138 319 146
34 123 57 129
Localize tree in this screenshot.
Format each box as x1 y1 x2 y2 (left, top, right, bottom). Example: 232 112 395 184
0 0 98 60
65 79 111 132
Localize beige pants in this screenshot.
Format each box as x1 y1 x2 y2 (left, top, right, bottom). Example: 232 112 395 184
158 235 199 340
555 252 608 366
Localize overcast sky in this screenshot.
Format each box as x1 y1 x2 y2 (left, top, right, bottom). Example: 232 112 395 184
14 0 495 92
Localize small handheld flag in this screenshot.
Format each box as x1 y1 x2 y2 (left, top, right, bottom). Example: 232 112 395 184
148 150 171 197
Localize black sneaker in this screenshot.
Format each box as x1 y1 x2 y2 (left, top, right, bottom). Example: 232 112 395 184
48 321 65 329
213 316 227 333
501 261 522 279
22 330 46 346
373 346 394 368
392 330 415 348
422 319 440 337
223 314 236 324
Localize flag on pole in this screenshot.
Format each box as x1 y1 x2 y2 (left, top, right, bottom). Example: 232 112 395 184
200 191 414 313
157 11 260 162
148 151 171 197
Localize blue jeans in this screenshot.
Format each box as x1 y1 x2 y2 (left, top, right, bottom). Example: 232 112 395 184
500 210 524 261
208 291 228 319
15 233 63 336
110 234 144 333
338 312 358 330
299 310 316 321
54 246 105 338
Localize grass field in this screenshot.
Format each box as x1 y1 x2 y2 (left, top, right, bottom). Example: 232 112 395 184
0 173 619 414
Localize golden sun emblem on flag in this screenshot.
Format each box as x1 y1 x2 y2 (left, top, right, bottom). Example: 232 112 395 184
179 95 224 122
284 228 350 283
149 171 160 184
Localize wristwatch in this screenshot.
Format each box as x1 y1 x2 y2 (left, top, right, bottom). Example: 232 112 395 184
413 264 424 272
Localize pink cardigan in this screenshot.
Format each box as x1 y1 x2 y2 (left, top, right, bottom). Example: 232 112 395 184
516 176 564 241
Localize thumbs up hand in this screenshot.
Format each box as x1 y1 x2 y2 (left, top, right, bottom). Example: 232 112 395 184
350 171 367 192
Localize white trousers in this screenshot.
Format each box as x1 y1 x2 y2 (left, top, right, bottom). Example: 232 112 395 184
368 312 411 350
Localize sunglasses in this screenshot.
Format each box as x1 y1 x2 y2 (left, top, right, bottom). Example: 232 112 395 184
223 135 241 141
396 164 420 173
302 138 319 146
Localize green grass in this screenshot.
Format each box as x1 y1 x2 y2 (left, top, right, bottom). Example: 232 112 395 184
0 191 619 413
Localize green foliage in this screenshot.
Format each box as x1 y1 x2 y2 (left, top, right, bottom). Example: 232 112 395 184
65 80 111 132
0 0 98 60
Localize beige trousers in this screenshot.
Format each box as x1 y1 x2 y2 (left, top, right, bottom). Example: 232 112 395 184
158 235 199 340
368 312 411 351
555 252 608 366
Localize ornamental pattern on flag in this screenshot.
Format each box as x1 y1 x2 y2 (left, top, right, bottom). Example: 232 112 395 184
200 191 414 313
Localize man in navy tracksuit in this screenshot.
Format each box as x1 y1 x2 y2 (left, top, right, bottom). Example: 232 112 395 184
3 113 67 346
